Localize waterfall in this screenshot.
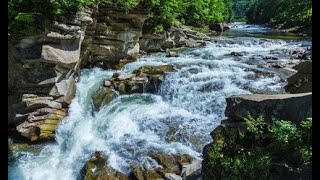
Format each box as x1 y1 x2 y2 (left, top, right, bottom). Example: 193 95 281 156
9 24 311 180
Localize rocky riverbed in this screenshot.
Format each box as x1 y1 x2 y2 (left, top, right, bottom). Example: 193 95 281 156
9 21 311 180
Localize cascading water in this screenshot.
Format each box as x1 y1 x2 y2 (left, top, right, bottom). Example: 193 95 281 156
9 24 311 180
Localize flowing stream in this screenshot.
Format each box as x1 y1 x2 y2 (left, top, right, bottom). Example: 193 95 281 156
8 23 311 180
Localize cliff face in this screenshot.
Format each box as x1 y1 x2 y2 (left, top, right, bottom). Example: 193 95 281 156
8 4 147 140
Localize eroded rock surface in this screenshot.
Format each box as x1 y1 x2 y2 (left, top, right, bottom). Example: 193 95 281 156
92 65 176 110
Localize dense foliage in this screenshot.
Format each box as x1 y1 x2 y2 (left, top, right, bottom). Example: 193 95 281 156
246 0 312 28
8 0 96 38
232 0 252 20
8 0 234 38
207 115 312 179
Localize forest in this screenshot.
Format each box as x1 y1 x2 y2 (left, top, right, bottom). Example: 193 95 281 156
8 0 312 38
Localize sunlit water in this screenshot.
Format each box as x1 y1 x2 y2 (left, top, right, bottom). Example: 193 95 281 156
8 23 311 179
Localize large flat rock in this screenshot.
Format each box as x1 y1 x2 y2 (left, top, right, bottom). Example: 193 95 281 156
225 92 312 124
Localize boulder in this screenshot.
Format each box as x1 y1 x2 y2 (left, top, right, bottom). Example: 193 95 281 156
129 166 163 180
230 52 243 56
225 92 312 125
133 65 176 76
139 34 164 52
149 153 192 175
16 107 67 141
285 61 312 93
166 49 179 57
185 38 197 48
92 87 117 111
209 23 230 32
50 75 76 105
92 65 176 110
83 151 128 180
41 38 82 69
162 37 175 49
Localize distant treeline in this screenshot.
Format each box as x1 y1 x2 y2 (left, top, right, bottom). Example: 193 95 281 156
8 0 234 38
246 0 312 28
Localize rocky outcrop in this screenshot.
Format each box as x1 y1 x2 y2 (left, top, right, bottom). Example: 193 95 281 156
15 94 67 141
284 61 312 93
83 151 200 180
129 153 199 180
85 6 148 69
83 151 128 180
209 23 230 32
225 92 312 125
9 5 98 140
202 93 312 179
10 5 148 139
92 65 175 110
140 26 209 52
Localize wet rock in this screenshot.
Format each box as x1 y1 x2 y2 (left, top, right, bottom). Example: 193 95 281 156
83 151 128 180
165 173 182 180
209 23 230 32
263 56 278 60
104 80 112 87
285 61 312 93
149 153 192 175
166 49 179 57
230 52 243 56
139 34 164 52
92 87 117 110
225 93 312 125
185 38 197 47
162 37 175 49
115 73 133 81
134 65 176 76
92 65 176 109
130 166 164 180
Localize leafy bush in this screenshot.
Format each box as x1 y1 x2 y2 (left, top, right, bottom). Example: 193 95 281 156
244 114 266 140
270 119 301 149
206 115 312 179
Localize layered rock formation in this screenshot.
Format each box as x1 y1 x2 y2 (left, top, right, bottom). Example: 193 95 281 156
140 26 210 52
15 94 67 141
9 5 99 141
9 5 149 141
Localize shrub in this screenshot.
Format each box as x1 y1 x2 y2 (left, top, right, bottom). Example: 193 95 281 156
270 119 301 149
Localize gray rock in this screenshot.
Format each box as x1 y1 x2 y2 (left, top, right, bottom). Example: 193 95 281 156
92 87 117 110
104 80 112 87
209 23 229 31
46 32 79 40
185 38 197 47
285 61 312 93
225 92 312 125
166 49 179 57
165 173 182 180
53 21 81 33
41 38 82 68
230 52 243 56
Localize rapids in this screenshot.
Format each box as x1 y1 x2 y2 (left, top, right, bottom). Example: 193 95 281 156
8 23 311 180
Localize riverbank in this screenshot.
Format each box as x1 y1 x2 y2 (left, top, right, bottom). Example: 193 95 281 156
9 22 312 179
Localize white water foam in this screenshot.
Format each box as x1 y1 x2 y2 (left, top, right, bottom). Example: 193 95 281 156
9 25 310 180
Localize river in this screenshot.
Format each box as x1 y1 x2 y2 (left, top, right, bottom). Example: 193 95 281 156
8 23 311 180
